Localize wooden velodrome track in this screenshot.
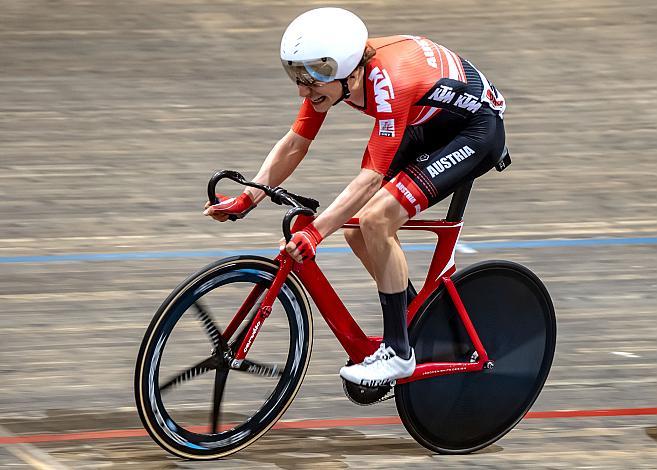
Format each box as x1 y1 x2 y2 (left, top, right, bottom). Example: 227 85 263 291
1 0 656 467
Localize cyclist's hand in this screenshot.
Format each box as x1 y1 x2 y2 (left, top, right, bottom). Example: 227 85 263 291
280 224 323 263
203 193 255 222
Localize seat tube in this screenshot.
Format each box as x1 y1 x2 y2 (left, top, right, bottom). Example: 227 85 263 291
446 180 473 222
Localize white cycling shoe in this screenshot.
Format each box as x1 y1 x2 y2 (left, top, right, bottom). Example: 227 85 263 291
340 343 415 387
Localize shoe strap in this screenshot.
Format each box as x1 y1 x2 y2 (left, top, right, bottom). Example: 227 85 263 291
364 344 397 364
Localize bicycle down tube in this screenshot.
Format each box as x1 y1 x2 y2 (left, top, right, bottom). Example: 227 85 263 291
231 256 295 361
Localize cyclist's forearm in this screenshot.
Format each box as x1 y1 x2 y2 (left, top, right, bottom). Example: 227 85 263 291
245 131 309 204
313 169 383 239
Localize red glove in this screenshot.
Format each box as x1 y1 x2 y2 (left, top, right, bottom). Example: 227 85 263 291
289 224 323 261
205 193 255 220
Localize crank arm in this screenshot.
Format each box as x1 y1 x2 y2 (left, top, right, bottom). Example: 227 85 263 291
231 359 283 378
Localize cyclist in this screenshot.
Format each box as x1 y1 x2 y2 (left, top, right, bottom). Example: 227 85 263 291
204 7 506 387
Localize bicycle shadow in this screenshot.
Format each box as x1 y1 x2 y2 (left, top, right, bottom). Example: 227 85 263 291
647 426 657 443
232 427 503 469
2 409 502 468
69 425 502 469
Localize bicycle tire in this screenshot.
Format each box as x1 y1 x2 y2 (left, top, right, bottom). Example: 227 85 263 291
134 256 313 459
395 260 556 454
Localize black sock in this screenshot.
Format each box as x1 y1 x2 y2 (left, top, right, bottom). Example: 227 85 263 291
379 290 411 360
406 279 417 305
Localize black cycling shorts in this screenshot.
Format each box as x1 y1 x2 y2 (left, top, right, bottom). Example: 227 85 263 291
383 109 506 216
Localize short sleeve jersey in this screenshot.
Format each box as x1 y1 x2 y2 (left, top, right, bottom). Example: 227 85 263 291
290 36 505 177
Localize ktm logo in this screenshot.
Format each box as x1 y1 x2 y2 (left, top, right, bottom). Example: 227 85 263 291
369 66 395 113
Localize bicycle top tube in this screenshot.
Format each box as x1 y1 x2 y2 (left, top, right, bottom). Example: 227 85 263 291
343 218 463 230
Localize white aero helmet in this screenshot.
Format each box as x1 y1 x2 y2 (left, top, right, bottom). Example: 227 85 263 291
280 7 368 86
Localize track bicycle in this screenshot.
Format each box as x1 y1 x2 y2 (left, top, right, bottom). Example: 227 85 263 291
135 161 556 459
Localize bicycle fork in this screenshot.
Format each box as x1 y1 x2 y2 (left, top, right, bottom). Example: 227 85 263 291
230 256 294 363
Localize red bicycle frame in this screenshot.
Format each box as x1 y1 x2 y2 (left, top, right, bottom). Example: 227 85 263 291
227 214 491 384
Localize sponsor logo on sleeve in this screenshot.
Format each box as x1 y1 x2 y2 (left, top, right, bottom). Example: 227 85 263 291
454 93 482 113
378 119 395 137
419 79 484 115
369 66 395 113
427 85 481 113
428 84 456 104
486 87 505 109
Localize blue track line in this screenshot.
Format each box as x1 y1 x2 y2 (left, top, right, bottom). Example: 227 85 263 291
0 236 655 264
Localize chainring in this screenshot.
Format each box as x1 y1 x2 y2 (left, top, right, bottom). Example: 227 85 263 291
341 360 392 405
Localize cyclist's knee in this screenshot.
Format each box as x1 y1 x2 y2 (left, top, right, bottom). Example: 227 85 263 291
343 227 363 247
360 208 393 239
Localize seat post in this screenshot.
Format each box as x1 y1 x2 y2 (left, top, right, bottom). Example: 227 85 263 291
446 181 473 222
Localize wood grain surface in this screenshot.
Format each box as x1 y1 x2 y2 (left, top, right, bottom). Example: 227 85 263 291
1 0 656 468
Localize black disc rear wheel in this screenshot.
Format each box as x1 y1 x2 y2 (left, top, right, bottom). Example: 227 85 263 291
395 260 556 453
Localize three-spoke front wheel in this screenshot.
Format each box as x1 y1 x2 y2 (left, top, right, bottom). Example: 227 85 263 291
134 256 312 459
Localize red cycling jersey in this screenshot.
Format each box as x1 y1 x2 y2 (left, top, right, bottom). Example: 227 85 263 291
291 36 505 178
